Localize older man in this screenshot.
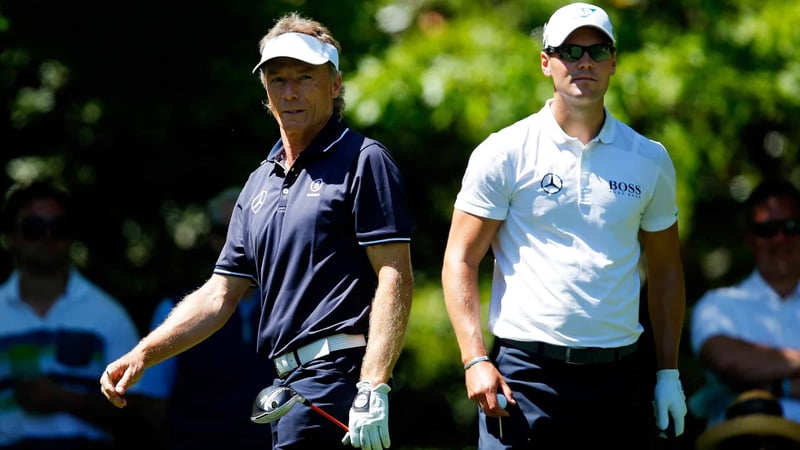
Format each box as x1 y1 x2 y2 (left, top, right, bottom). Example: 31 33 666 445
100 13 414 450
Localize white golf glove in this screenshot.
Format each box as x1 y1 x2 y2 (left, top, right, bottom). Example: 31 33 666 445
341 381 391 449
653 369 687 437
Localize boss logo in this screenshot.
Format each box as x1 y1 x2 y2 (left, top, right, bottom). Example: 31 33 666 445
609 180 642 196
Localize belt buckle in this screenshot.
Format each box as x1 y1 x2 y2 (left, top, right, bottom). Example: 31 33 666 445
274 352 299 378
564 346 588 365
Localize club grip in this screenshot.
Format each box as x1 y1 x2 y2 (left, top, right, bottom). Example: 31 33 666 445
665 416 675 440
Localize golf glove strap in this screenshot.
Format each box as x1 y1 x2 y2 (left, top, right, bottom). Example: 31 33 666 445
653 369 687 437
342 381 391 450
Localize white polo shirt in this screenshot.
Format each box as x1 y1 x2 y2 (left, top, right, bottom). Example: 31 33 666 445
691 270 800 424
455 99 678 347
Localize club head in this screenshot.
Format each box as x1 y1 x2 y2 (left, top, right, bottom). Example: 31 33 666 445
250 385 302 424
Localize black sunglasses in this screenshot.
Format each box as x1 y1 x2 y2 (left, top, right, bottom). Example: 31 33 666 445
751 218 800 239
18 215 73 241
545 43 615 62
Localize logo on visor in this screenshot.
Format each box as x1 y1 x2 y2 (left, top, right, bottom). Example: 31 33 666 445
541 173 563 194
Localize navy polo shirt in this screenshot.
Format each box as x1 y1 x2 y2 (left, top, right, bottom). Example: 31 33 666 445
214 118 412 359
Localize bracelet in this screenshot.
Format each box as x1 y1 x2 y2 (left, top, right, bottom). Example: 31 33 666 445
464 355 491 370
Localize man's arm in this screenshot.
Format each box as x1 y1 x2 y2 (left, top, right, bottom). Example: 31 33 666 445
640 222 686 370
441 210 510 414
441 210 498 367
700 335 800 391
14 378 166 444
642 222 689 435
100 273 251 407
343 242 413 450
361 242 414 385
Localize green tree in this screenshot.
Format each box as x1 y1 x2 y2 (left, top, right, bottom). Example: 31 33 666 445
4 1 800 447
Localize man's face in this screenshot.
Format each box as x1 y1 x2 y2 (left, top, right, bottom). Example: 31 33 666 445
541 27 616 104
263 57 342 137
747 195 800 283
5 198 72 274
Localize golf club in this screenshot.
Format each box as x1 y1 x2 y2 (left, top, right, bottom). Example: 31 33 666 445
251 384 349 432
665 417 679 450
497 393 507 439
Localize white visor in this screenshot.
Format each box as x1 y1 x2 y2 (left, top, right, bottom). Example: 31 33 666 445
252 32 339 74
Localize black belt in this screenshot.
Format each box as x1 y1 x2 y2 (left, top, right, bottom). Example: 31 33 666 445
498 338 638 365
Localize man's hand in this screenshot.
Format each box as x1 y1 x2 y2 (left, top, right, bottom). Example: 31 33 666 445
653 369 687 437
100 353 146 408
341 381 391 449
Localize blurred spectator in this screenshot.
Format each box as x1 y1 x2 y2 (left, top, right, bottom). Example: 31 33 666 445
0 179 159 449
690 179 800 430
695 389 800 450
136 186 273 449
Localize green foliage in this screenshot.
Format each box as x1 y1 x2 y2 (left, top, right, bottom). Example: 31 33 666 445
343 0 800 282
400 282 458 385
4 1 800 445
6 0 798 290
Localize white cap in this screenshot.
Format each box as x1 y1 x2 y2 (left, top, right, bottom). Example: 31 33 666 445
252 32 339 74
542 2 615 48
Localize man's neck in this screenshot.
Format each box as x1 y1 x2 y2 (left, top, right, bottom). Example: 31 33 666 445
278 115 333 164
768 278 799 300
18 269 69 316
549 97 606 145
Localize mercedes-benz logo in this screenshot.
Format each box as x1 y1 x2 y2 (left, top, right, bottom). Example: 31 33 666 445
251 190 267 213
541 173 563 194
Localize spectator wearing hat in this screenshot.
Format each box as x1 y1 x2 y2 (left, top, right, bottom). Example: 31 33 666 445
696 389 800 450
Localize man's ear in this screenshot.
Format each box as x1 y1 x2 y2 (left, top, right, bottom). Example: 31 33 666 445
541 52 551 76
332 73 343 98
